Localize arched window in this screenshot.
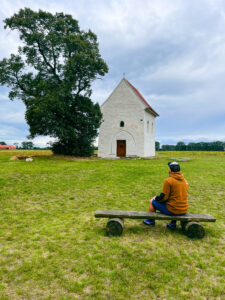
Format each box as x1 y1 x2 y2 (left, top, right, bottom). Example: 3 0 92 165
147 121 149 133
120 121 124 127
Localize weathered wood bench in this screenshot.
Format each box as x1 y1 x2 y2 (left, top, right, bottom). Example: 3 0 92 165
95 210 216 239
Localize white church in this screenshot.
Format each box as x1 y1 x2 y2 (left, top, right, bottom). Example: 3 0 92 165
98 78 159 158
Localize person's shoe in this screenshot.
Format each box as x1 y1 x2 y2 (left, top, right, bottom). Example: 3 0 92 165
143 219 155 226
167 221 176 230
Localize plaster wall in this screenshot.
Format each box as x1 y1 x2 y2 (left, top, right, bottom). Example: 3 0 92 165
143 110 156 156
98 79 156 158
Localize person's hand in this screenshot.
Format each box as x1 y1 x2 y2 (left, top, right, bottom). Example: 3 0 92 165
149 196 156 212
150 196 156 202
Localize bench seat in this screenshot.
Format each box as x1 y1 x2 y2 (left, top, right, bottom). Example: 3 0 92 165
95 210 216 222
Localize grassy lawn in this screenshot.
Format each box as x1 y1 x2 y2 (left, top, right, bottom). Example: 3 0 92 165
0 150 224 299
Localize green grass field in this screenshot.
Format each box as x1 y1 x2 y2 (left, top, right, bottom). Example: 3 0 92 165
0 150 224 299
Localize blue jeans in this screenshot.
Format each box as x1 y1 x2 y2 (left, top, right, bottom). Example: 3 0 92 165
152 200 186 216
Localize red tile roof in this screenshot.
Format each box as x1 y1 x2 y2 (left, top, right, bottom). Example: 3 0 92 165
125 79 159 116
0 145 16 149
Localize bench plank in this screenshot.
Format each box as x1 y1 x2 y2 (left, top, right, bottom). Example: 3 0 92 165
95 210 216 222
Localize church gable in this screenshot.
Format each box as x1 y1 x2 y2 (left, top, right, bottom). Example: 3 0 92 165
101 78 159 117
101 78 145 112
125 79 159 117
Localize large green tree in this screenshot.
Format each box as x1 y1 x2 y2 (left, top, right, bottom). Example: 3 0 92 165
0 8 108 156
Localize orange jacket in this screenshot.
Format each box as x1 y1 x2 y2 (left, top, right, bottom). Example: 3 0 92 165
158 172 188 214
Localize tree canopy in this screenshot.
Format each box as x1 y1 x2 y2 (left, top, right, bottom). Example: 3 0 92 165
159 141 225 151
0 8 108 156
21 141 34 150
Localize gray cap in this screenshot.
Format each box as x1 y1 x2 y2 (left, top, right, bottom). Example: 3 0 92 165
168 161 180 172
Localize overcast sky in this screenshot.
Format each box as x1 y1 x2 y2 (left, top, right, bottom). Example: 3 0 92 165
0 0 225 147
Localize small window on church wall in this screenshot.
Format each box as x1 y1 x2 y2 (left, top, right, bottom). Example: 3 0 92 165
151 122 154 133
120 121 124 127
147 121 149 133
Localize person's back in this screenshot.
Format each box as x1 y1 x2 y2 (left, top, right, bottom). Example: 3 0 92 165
161 171 188 214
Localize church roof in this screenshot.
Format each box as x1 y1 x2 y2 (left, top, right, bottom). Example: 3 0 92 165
0 145 16 149
125 79 159 117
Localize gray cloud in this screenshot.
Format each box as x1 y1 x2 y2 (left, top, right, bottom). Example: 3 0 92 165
0 0 225 146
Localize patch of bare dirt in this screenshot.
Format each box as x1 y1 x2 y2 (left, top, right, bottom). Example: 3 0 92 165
10 155 40 161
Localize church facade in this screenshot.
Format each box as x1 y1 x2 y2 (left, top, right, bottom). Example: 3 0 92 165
98 78 159 158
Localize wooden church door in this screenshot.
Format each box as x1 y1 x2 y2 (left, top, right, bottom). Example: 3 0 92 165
117 140 126 157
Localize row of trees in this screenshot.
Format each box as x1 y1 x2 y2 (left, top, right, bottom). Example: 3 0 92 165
156 141 225 151
0 141 50 150
1 141 34 149
16 141 34 149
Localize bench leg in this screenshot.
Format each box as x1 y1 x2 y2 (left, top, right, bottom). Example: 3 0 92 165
183 222 205 239
106 218 124 236
180 221 188 231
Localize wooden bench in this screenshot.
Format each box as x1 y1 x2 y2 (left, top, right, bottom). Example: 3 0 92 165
94 210 216 239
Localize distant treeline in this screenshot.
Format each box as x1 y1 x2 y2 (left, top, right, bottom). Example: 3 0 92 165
155 141 225 151
0 141 51 150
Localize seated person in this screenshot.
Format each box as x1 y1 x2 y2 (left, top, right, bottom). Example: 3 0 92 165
143 162 188 230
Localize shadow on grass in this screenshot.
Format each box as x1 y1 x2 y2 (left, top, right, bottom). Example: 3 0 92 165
94 221 192 239
94 220 217 240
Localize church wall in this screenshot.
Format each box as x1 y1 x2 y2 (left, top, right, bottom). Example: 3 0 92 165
98 80 146 158
143 111 156 157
